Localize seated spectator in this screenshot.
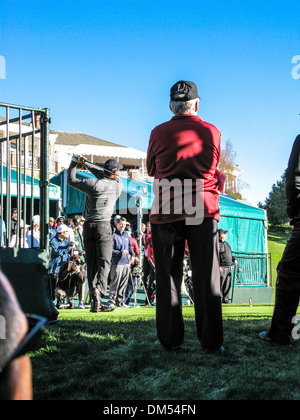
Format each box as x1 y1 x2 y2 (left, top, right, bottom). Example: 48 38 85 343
50 224 71 299
55 254 86 309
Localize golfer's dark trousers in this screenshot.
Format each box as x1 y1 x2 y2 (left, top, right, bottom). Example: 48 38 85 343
151 218 223 351
268 222 300 343
83 221 113 298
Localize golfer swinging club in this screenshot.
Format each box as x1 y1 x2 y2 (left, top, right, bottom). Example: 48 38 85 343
67 155 123 312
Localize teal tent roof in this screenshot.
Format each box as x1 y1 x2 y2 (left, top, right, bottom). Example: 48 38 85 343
1 166 60 201
122 176 266 222
50 170 265 222
219 194 266 221
50 170 154 215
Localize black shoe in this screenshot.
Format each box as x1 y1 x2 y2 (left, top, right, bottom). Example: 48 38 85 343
203 346 225 354
155 340 181 353
259 331 290 345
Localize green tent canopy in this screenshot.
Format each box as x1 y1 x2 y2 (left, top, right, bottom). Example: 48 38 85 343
51 170 267 255
1 166 60 201
218 195 267 254
50 169 152 215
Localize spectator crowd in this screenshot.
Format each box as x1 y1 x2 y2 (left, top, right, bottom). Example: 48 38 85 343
0 204 237 311
48 215 155 311
0 205 156 311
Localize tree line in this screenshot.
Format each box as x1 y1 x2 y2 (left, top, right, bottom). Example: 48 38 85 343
258 171 289 226
219 139 289 226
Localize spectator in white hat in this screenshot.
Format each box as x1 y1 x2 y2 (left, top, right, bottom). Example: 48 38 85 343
50 223 71 299
26 216 40 248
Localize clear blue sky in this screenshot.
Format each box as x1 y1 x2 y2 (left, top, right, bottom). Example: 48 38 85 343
0 0 299 205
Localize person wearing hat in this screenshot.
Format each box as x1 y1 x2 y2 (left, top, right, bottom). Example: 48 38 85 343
218 229 237 304
67 156 123 312
147 80 224 352
113 215 122 232
50 224 71 299
25 216 40 248
56 216 65 229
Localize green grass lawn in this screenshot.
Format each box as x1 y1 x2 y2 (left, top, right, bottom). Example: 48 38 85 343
267 226 291 286
31 304 300 401
30 227 300 401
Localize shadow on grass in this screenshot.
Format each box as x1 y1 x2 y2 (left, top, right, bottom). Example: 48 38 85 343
31 316 300 401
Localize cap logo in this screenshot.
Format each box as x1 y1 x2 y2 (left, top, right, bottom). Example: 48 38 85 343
174 92 186 99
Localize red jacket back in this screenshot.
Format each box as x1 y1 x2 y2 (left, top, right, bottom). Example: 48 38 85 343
147 114 221 224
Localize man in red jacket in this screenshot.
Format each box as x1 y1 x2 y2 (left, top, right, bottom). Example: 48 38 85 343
147 80 223 353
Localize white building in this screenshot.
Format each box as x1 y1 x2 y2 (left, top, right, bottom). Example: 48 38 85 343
0 115 148 181
50 130 148 180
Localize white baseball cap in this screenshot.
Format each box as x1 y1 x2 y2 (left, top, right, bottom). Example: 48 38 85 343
32 215 40 226
57 224 70 234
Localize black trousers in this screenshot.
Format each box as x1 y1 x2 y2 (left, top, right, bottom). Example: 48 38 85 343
151 219 223 351
268 222 300 343
143 257 151 290
220 266 232 303
50 273 59 300
83 221 113 298
143 266 156 305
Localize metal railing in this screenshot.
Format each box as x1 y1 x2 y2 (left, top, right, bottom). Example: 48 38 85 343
232 251 272 288
0 103 50 250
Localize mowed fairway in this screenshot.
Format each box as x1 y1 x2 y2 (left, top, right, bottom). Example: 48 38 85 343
31 304 300 401
30 228 300 401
